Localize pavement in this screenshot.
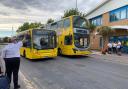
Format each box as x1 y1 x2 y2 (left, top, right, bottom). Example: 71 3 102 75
91 50 128 64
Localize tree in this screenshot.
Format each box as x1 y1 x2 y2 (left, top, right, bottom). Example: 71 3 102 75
47 18 54 24
97 26 114 47
29 22 42 29
3 37 10 43
17 22 42 32
17 22 29 32
97 26 113 37
63 8 85 18
85 20 96 33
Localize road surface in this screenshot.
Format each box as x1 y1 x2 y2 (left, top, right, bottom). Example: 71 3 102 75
1 44 128 89
20 55 128 89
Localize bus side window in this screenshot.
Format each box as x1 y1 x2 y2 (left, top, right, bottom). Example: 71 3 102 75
64 35 72 45
23 34 31 48
51 22 58 30
63 18 70 28
17 35 24 41
57 21 63 29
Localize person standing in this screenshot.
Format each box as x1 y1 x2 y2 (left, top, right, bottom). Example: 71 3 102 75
2 37 23 89
107 42 112 54
117 41 122 55
112 42 117 53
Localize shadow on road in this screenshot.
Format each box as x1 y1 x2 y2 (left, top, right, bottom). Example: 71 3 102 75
21 55 91 63
23 57 57 62
59 55 90 60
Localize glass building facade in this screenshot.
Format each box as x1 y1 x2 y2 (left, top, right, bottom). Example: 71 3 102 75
109 5 128 22
90 15 102 26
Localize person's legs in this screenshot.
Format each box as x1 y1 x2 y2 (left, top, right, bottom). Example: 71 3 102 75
108 48 110 54
113 47 116 53
115 48 117 54
109 48 112 54
112 47 114 53
4 59 13 84
12 58 20 88
117 48 121 55
110 48 112 54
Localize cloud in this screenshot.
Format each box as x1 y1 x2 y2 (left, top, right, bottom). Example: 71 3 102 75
0 0 104 31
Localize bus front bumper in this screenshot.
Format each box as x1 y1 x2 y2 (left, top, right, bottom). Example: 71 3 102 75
31 50 57 59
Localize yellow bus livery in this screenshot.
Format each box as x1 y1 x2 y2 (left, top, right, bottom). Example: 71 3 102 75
17 28 57 59
45 15 91 56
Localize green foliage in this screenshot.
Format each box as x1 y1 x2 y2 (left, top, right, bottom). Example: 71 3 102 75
3 37 10 43
47 18 54 24
63 8 85 18
17 22 42 32
97 26 113 36
85 20 96 33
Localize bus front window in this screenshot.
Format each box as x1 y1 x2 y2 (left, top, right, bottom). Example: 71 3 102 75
33 31 56 50
73 16 87 29
74 33 89 48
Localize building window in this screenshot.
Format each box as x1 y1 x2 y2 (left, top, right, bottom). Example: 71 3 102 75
90 16 102 26
120 9 127 19
109 5 128 22
115 11 120 20
127 8 128 18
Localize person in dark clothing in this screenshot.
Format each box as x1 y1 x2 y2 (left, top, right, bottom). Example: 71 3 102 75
4 58 20 88
2 37 23 89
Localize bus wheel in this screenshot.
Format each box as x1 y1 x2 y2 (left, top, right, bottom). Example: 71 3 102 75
23 51 26 58
58 48 62 56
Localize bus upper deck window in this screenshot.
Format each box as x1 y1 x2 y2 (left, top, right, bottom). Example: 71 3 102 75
63 18 70 28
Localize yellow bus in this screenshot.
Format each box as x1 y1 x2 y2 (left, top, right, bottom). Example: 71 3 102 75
45 15 91 56
17 28 57 59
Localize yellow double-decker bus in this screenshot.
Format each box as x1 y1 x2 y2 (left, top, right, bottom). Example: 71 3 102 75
45 15 91 56
17 28 57 59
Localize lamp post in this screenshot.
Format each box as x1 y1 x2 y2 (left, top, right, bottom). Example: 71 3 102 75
12 26 14 37
76 0 78 10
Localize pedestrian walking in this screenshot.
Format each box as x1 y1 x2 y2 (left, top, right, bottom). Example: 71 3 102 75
107 42 112 54
1 37 24 89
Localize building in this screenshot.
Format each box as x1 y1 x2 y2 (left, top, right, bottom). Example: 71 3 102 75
85 0 128 53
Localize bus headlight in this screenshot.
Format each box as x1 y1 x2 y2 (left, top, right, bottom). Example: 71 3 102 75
72 48 78 53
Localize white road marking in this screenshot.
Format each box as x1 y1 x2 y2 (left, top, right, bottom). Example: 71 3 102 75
19 71 38 89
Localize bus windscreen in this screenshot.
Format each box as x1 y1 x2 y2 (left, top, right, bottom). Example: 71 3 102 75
33 30 56 50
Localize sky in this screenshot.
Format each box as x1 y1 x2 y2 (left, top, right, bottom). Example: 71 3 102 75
0 0 105 37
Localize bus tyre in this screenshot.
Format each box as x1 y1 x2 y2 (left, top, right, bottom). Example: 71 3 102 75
23 51 26 58
58 48 62 56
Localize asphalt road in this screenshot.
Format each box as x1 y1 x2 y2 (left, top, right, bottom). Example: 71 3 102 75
20 55 128 89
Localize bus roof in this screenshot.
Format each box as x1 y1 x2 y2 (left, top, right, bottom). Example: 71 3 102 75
47 15 82 25
16 28 55 35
